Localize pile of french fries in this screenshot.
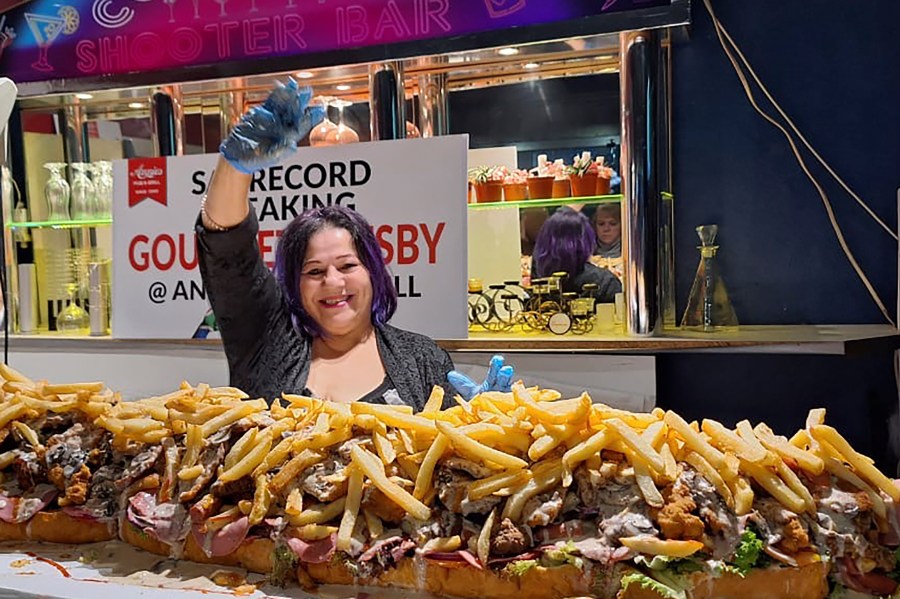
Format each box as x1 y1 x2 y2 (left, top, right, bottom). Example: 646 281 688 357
0 364 895 559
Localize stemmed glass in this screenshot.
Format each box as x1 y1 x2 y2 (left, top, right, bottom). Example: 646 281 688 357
57 283 89 334
164 0 177 23
325 99 359 145
43 162 70 222
89 161 113 218
25 12 65 72
70 163 95 221
309 96 338 147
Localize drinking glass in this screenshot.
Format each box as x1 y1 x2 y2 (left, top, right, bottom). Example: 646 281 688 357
309 97 338 147
57 283 89 334
43 162 70 221
70 162 95 221
325 99 359 145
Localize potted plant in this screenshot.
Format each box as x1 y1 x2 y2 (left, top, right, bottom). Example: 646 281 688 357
566 151 598 198
548 158 571 198
502 168 529 201
467 165 505 203
594 157 614 196
526 155 554 200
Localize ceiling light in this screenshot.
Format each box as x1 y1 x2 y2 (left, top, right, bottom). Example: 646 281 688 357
595 54 615 60
336 84 351 91
498 47 519 56
75 93 93 100
296 71 314 79
128 102 144 109
524 62 539 69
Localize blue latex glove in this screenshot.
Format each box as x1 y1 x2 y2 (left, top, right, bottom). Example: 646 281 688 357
448 355 515 401
219 78 325 174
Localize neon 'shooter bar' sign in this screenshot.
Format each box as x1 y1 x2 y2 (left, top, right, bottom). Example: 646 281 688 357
0 0 670 86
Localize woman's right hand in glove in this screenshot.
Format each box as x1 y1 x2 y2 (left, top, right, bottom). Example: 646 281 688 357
219 78 325 174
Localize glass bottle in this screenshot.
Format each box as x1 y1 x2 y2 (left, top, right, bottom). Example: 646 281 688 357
309 96 338 147
57 283 90 334
70 162 95 221
325 99 359 145
681 224 739 331
43 162 70 221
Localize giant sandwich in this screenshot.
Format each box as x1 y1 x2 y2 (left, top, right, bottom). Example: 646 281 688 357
0 364 896 599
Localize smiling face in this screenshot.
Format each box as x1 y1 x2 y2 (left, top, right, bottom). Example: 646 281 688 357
299 226 374 339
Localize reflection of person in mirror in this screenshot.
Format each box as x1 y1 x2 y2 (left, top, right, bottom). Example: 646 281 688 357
593 203 621 259
532 208 621 303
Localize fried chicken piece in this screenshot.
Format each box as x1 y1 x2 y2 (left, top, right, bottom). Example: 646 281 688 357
48 464 66 490
779 517 811 553
657 482 704 540
59 465 91 506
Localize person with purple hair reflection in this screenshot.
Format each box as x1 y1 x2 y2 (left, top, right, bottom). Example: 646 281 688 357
195 80 514 409
532 207 621 303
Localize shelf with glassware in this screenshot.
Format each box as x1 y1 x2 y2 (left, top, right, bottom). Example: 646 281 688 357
6 157 114 338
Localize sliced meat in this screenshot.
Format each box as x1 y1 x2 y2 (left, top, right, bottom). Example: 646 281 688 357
443 457 493 479
179 443 226 503
335 437 371 463
522 491 564 527
299 456 347 503
572 538 633 564
13 451 44 491
0 484 58 523
211 476 254 499
192 515 251 557
436 467 469 512
116 445 163 490
287 534 337 564
599 510 657 541
359 535 416 573
574 463 644 519
491 518 532 556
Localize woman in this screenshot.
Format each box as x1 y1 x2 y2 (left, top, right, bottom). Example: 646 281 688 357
532 207 621 303
593 203 622 259
197 80 511 409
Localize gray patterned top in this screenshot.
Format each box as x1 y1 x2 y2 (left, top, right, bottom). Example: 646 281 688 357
196 210 455 411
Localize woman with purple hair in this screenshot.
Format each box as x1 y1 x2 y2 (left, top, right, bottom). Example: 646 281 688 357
532 207 621 303
195 81 513 409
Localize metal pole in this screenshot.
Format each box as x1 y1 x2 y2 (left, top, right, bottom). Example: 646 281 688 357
417 71 449 137
219 79 245 139
151 85 185 156
368 62 406 141
620 30 660 336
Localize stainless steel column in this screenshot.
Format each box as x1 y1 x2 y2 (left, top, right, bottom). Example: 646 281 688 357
369 62 406 141
151 85 185 156
417 71 449 137
219 79 245 139
620 30 660 336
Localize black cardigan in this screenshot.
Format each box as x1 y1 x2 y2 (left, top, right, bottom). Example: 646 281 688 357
195 210 455 410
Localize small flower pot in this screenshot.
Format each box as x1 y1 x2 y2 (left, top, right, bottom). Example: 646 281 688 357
596 175 611 196
526 176 554 200
569 172 598 197
552 178 571 198
473 180 504 203
503 183 528 201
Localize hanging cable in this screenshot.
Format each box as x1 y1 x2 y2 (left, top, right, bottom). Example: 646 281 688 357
702 0 895 326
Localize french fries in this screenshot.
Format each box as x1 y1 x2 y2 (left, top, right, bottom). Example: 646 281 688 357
337 465 364 551
350 445 432 521
620 536 704 558
809 425 900 501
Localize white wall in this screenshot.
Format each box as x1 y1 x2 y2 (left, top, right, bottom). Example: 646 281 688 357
8 340 655 411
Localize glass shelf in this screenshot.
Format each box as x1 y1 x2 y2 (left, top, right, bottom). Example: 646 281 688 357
6 219 113 229
467 194 623 210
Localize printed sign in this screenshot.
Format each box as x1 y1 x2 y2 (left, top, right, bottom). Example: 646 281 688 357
0 0 670 86
127 157 167 207
111 135 468 340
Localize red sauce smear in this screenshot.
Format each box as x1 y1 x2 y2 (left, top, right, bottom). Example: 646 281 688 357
24 552 70 578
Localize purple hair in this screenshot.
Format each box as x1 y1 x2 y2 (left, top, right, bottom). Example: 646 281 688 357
532 208 597 278
274 205 397 338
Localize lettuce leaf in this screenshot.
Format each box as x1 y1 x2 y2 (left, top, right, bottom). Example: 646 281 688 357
731 529 764 575
542 540 584 570
620 572 687 599
634 554 704 575
270 543 298 587
504 559 539 577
